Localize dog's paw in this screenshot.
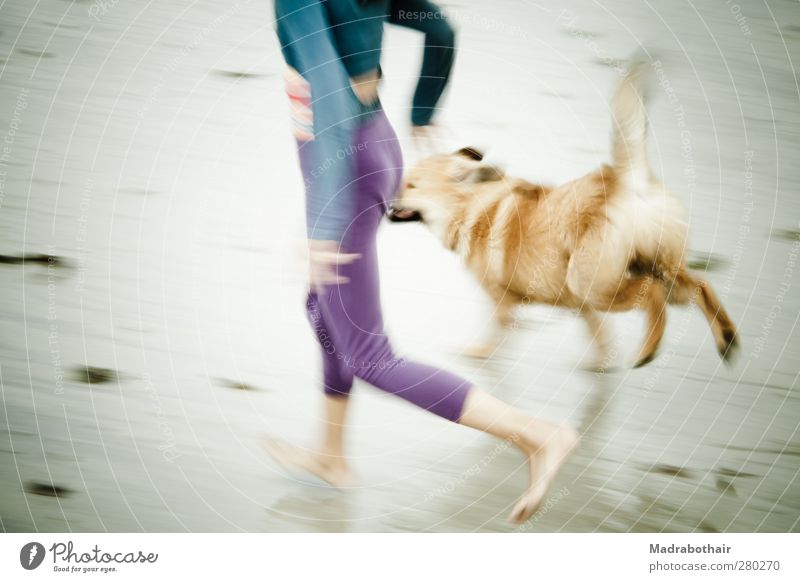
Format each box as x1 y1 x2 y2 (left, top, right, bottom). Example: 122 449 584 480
718 328 740 365
580 361 618 375
460 343 497 359
633 352 657 368
578 347 617 374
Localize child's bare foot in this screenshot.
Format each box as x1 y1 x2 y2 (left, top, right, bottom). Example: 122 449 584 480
509 425 579 523
263 439 354 488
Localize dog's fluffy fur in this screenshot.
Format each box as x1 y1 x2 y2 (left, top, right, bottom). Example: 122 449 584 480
390 63 739 367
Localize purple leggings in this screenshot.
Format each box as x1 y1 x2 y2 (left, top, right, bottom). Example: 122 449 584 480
301 110 471 422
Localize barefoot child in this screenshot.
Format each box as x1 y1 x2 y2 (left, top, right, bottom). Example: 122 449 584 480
269 0 578 523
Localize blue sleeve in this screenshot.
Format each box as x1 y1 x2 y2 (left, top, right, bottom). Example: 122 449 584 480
389 0 455 126
275 0 361 242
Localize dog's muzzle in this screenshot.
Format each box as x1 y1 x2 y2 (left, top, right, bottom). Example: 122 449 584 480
387 207 423 222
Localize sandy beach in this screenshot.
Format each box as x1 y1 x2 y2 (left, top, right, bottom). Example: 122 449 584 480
0 0 798 532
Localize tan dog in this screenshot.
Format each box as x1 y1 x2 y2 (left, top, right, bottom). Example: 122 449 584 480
389 63 739 368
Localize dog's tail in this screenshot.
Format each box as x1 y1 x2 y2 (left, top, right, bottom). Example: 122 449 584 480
611 61 651 187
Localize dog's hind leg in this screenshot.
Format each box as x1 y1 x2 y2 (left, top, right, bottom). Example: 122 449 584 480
670 269 739 361
597 276 667 368
567 226 669 367
462 286 519 359
627 277 667 367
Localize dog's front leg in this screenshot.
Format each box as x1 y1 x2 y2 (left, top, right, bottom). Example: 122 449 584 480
462 289 518 359
580 307 614 372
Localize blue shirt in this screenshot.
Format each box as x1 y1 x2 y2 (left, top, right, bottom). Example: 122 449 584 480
275 0 390 241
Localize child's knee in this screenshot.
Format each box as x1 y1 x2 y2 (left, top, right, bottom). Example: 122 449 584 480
351 345 400 383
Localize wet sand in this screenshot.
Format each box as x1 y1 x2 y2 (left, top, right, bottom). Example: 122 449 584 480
0 0 798 532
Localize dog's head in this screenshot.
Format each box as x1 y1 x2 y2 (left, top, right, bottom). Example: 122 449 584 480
389 147 504 240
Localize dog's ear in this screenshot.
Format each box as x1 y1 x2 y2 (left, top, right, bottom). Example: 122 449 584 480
455 146 484 161
465 165 503 184
456 164 504 184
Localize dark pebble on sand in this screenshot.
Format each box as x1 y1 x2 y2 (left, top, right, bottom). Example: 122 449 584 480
217 378 260 391
25 482 72 498
696 520 720 533
715 477 738 496
770 228 800 242
645 463 694 479
716 467 757 478
18 48 56 58
73 366 117 385
213 69 269 80
0 253 67 268
687 251 728 272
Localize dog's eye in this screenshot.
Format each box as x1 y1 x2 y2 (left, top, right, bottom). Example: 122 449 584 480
406 182 416 189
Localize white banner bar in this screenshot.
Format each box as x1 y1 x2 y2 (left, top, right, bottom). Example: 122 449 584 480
1 533 797 581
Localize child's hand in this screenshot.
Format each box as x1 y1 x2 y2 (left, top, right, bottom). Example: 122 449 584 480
307 240 361 294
